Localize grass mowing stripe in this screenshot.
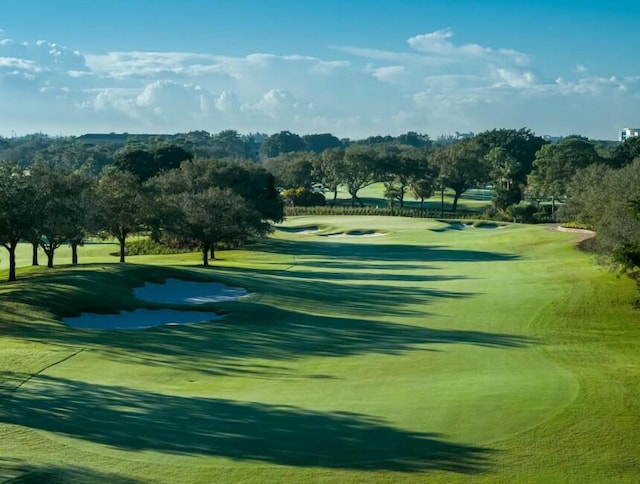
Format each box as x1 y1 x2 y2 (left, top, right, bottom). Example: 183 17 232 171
0 216 638 482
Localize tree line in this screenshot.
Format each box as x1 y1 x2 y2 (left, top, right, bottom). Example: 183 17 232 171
0 149 283 282
2 127 640 280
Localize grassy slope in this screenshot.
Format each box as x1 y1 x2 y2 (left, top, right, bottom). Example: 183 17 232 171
0 217 638 483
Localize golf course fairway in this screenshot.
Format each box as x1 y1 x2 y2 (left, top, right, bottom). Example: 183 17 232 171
0 216 638 483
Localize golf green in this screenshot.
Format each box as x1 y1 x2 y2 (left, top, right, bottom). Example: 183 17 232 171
0 216 638 483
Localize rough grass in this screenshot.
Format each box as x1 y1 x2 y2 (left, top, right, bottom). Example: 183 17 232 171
0 216 638 483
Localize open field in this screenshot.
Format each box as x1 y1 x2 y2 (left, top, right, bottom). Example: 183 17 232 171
1 216 639 482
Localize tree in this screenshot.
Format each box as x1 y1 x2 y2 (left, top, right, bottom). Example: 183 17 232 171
150 158 284 227
528 138 601 213
313 148 345 207
409 178 436 211
408 153 438 211
94 169 147 263
475 128 547 205
163 188 269 266
376 144 429 209
302 133 343 153
114 144 192 181
339 145 381 207
60 175 96 265
28 163 94 268
434 139 488 212
259 131 307 160
485 147 521 210
0 162 36 281
262 152 317 188
560 160 640 262
113 148 155 181
611 136 640 168
210 130 252 159
395 132 432 149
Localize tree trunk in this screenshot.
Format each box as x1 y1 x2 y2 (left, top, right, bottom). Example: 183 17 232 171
452 191 461 212
210 245 215 260
420 197 425 212
46 249 54 268
331 188 338 207
31 241 39 266
71 242 79 265
118 233 126 263
202 244 209 267
5 241 18 282
440 187 445 217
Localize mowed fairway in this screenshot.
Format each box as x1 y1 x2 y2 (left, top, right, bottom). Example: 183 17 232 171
1 216 639 483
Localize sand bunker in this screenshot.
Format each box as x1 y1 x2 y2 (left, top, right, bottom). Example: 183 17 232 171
63 309 223 330
134 279 249 305
431 221 505 232
326 230 385 238
277 226 320 234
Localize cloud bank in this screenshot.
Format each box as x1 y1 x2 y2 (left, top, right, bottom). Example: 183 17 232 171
0 29 636 139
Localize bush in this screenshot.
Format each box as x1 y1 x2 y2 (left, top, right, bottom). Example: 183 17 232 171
281 187 326 207
285 205 476 219
125 237 198 256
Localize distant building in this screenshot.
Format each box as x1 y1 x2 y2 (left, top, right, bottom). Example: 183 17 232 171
454 131 475 140
619 127 640 142
543 135 563 143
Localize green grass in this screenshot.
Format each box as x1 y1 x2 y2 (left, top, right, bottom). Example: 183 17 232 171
333 183 493 213
0 216 639 483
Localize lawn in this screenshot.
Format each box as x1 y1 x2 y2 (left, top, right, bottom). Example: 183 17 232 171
332 183 493 213
0 216 638 483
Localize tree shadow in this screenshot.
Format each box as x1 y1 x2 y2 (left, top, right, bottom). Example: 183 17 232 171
16 300 536 378
296 260 442 271
253 239 519 263
208 267 474 317
1 374 495 473
0 458 141 483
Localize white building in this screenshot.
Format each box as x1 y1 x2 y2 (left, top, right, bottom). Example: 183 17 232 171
619 127 640 142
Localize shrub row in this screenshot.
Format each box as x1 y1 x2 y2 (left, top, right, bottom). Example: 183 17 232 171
284 206 476 219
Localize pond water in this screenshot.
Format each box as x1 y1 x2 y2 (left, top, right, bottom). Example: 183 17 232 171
62 309 223 330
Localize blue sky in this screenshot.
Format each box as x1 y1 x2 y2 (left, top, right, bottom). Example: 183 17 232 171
1 0 639 140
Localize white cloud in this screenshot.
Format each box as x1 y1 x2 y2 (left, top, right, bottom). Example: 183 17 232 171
493 68 537 88
0 29 638 139
370 65 406 83
215 90 240 113
407 29 531 65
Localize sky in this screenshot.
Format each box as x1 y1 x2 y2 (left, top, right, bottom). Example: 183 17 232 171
1 0 639 140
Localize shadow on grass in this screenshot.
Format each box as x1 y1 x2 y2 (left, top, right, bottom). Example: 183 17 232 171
8 299 535 378
1 374 495 473
0 259 534 378
210 267 474 317
0 458 141 483
253 239 519 263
